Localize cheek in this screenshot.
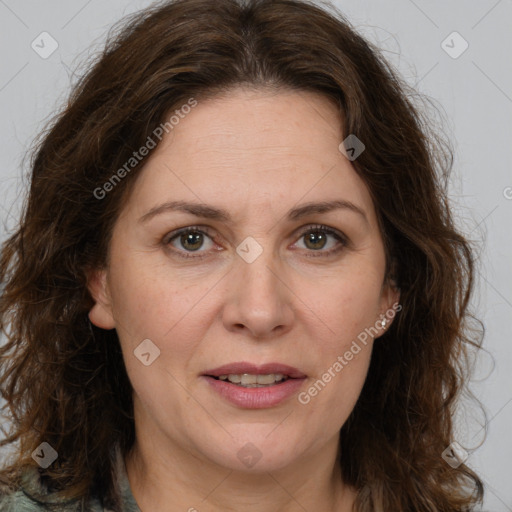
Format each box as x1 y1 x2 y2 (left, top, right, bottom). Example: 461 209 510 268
293 267 381 414
108 258 218 373
108 256 193 334
299 269 383 345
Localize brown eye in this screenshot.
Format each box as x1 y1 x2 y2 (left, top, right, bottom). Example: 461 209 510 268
303 231 328 250
295 225 347 256
165 227 215 258
179 231 204 251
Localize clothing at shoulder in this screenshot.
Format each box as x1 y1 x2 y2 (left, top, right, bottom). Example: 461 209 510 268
0 476 77 510
0 467 104 512
0 444 141 512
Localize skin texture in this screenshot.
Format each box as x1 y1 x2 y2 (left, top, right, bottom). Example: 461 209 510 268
88 88 400 512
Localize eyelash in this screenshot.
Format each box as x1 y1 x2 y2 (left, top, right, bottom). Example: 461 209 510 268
163 224 348 260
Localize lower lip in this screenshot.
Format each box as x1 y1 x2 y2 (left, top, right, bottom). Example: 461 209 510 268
202 376 306 409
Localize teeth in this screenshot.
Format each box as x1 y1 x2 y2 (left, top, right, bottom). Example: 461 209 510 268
241 374 257 385
217 373 288 386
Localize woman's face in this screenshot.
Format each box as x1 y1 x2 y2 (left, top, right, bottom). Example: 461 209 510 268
89 87 399 474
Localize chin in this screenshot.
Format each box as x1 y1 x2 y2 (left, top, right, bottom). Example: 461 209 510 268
200 437 304 473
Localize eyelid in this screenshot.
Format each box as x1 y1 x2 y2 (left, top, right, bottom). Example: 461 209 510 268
163 225 215 244
295 224 347 243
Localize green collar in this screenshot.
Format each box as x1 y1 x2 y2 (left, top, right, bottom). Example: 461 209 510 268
13 444 142 511
112 444 142 512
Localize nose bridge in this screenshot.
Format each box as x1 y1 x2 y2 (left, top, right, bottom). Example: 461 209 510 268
240 246 276 294
236 237 281 308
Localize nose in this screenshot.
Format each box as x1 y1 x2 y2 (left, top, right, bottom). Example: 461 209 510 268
221 247 294 340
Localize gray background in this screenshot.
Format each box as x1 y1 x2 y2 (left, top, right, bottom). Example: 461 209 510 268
0 0 511 510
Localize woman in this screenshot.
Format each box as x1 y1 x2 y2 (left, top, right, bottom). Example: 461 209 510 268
0 0 485 510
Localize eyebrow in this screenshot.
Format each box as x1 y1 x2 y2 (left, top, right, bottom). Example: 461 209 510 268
138 199 369 225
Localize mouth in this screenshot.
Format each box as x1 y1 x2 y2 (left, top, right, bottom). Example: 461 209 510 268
201 362 307 408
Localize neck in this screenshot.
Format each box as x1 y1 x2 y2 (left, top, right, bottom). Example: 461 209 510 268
125 433 356 512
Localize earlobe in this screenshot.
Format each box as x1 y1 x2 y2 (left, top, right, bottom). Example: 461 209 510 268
86 268 116 330
377 279 401 335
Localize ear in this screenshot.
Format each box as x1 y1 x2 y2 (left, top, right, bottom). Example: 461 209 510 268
376 273 401 338
86 268 116 330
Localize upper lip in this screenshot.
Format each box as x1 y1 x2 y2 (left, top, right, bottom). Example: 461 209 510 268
203 362 307 379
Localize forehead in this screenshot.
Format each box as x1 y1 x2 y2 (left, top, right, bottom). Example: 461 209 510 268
123 88 377 226
168 87 343 163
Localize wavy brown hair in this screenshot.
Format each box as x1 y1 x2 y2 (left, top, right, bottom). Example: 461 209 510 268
0 0 485 510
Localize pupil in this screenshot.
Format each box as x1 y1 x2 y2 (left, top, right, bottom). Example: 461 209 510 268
182 232 203 251
306 232 326 250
